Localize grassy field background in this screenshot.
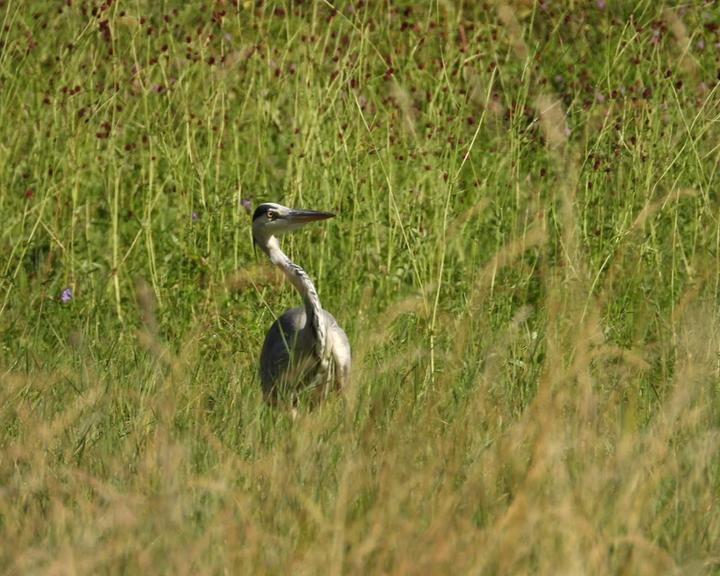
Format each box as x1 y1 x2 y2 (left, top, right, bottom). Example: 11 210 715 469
1 0 719 573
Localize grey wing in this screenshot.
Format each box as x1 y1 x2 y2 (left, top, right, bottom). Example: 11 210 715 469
259 307 350 399
259 307 307 398
322 310 351 389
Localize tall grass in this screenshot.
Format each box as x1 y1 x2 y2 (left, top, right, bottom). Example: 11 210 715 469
1 1 719 573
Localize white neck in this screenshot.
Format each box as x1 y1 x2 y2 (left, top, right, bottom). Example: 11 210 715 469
259 235 327 363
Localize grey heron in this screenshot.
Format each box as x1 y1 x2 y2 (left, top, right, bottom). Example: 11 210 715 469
252 202 351 404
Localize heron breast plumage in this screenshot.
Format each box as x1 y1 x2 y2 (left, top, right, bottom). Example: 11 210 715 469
259 306 351 402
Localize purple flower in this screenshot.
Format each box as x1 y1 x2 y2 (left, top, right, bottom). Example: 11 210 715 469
61 287 72 303
596 0 605 8
191 211 198 221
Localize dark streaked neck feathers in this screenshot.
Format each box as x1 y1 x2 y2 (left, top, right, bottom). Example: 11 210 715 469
258 234 327 365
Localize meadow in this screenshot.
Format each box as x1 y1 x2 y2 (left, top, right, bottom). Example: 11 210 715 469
1 0 719 573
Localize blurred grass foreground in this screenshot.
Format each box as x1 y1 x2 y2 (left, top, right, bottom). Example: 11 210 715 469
1 1 720 574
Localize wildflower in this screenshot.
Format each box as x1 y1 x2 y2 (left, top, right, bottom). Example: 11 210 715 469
191 211 198 221
61 287 72 303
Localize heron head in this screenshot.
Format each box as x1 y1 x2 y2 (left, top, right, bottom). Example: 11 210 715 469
252 202 335 244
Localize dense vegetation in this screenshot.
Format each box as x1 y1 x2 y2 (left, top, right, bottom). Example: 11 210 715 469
1 1 719 573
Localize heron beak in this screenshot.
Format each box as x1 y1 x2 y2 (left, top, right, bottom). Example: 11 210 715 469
286 209 335 223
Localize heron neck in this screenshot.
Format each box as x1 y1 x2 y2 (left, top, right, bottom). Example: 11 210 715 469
262 235 326 359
